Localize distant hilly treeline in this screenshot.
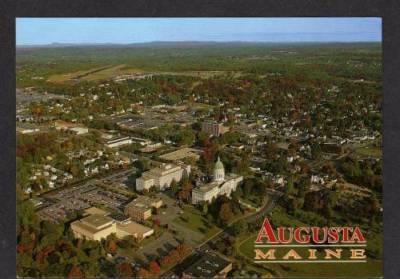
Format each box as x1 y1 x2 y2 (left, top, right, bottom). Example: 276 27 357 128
16 42 382 87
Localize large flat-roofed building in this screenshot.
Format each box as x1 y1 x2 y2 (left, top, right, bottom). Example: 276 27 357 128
71 210 154 242
201 121 229 137
105 136 133 148
116 221 154 241
136 163 191 191
16 123 41 134
71 214 116 241
159 147 201 162
192 157 243 204
54 120 88 135
135 195 163 208
124 195 163 221
124 202 152 222
182 252 233 278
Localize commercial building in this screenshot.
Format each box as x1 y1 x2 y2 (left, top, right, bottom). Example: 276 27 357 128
201 121 229 137
54 120 88 135
117 221 154 241
124 195 163 221
105 136 133 148
136 163 191 191
182 252 233 278
135 195 163 208
70 126 89 135
70 210 154 242
16 123 41 134
71 214 116 241
192 157 243 204
124 202 152 222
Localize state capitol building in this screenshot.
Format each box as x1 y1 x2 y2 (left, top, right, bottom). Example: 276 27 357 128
192 157 243 204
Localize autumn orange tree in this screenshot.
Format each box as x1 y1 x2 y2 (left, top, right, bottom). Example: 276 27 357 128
105 234 118 254
137 267 150 278
67 265 84 278
148 260 161 275
117 262 134 278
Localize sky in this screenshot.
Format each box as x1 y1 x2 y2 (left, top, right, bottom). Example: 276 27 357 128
16 17 382 45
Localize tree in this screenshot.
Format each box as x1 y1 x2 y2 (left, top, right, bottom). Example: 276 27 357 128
202 203 208 215
137 268 150 278
148 260 160 275
153 218 161 227
105 236 117 254
176 243 190 258
233 220 248 236
219 203 234 225
243 179 253 197
168 249 180 263
285 176 295 195
170 179 179 195
117 262 133 278
67 265 84 278
178 177 193 202
160 255 172 267
310 143 322 160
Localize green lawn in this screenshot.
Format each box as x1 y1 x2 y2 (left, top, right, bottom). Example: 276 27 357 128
350 140 382 158
173 205 221 239
354 146 382 158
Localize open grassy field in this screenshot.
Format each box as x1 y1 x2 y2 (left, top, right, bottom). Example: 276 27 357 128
173 205 221 240
348 139 382 159
354 145 382 158
47 65 109 83
48 66 231 84
47 64 144 83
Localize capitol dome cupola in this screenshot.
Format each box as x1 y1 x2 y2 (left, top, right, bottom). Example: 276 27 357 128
213 156 225 182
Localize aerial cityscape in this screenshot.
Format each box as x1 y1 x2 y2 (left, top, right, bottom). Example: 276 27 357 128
16 18 382 278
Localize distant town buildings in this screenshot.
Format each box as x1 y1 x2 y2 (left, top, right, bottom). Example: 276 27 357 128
192 157 243 204
201 120 229 137
136 163 191 191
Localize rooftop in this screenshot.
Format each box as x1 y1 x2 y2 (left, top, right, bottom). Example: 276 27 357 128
84 207 108 216
193 181 220 193
110 212 130 222
159 147 201 161
183 252 231 278
81 214 114 229
117 221 154 236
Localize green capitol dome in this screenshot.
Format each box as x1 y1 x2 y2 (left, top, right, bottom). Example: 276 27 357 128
213 156 225 182
214 156 224 170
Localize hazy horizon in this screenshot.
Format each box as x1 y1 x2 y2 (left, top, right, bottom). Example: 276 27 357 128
16 17 382 46
16 40 382 48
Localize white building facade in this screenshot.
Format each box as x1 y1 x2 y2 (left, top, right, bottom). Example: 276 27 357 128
192 157 243 204
136 163 191 191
